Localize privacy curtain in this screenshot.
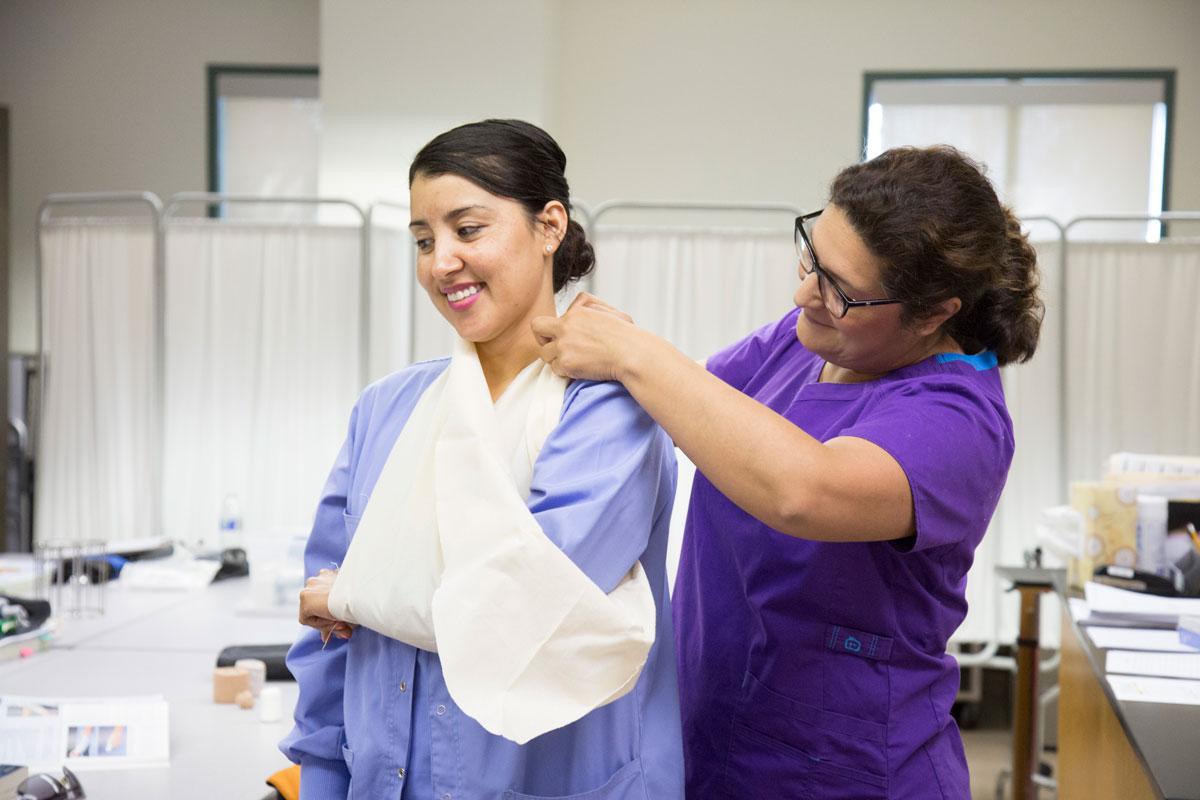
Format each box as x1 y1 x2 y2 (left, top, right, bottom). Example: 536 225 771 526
367 222 417 381
161 220 362 546
591 226 797 589
1064 240 1200 483
36 220 159 548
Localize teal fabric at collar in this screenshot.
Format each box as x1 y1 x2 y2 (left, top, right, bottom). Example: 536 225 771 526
936 350 999 370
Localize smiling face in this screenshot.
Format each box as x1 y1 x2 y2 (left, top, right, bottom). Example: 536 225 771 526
409 172 559 352
794 204 957 378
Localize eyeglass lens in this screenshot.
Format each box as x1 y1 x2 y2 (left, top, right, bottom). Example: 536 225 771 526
796 223 847 318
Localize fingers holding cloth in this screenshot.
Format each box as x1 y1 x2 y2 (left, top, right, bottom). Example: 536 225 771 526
532 293 641 382
299 569 356 645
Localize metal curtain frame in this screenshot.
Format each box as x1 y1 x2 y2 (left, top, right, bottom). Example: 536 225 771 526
586 200 806 296
587 199 805 238
162 193 372 388
365 200 415 366
34 191 166 545
1016 215 1069 495
1059 211 1200 486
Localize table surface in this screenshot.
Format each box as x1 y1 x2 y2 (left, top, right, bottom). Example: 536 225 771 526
1 577 304 800
1073 609 1200 799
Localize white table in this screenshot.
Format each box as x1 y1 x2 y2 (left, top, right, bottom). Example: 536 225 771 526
1 576 304 799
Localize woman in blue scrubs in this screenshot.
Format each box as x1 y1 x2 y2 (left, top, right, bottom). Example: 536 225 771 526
281 120 684 799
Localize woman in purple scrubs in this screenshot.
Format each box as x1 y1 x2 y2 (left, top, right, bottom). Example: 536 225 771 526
534 145 1043 799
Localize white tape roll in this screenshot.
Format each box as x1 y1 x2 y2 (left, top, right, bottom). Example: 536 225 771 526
259 685 283 723
235 658 267 697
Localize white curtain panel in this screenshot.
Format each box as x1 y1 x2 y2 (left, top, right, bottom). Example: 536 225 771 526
591 226 797 590
1065 240 1200 483
591 226 797 361
367 224 417 381
36 221 159 548
957 240 1066 645
369 224 460 369
162 221 363 546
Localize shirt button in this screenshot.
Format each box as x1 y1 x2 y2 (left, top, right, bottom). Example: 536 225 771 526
398 767 406 778
435 704 447 716
399 681 407 693
442 794 452 800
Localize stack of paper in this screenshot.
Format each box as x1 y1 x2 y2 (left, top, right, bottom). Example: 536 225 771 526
1086 626 1194 652
1108 675 1200 706
118 556 220 591
1084 581 1200 627
1106 650 1200 680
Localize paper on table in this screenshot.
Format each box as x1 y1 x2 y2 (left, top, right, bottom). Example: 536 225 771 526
0 694 169 772
1086 626 1195 652
1084 581 1200 624
1068 597 1090 623
1106 649 1200 680
1107 674 1200 706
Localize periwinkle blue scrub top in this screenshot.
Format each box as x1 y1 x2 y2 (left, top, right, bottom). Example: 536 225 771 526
673 308 1013 800
280 358 685 800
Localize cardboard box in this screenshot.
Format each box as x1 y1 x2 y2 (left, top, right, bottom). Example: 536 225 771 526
1069 481 1139 589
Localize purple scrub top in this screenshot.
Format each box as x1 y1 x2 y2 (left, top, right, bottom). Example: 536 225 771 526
673 308 1014 800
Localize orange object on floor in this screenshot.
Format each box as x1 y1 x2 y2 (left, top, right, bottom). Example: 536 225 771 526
265 764 300 800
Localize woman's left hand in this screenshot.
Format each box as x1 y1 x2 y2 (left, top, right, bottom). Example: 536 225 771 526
532 293 639 382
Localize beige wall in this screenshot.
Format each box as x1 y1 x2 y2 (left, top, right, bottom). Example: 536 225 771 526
0 0 319 352
318 0 558 206
554 0 1200 213
5 0 1197 349
320 0 1198 221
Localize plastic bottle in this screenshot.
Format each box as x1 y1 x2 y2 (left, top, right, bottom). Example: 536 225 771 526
218 493 244 550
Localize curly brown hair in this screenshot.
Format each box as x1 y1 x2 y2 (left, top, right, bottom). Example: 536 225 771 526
829 146 1043 366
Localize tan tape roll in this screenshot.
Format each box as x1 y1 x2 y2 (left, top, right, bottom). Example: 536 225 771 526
213 666 250 704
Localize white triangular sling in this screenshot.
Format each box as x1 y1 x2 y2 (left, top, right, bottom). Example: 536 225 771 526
327 339 656 744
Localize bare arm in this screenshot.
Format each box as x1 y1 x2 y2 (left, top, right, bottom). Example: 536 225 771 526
533 298 914 542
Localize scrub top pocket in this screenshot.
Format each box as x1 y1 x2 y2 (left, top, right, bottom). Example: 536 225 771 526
822 623 893 727
503 758 645 800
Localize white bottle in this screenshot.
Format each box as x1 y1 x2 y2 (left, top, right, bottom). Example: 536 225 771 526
218 493 244 551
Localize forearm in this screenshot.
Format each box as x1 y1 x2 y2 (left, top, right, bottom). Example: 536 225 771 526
615 328 912 542
615 330 819 534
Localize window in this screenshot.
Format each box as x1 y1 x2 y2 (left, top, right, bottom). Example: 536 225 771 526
207 65 320 220
862 72 1174 240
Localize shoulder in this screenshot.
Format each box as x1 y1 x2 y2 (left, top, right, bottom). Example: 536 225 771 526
353 358 450 426
708 308 808 388
866 361 1013 452
543 379 671 471
560 379 656 433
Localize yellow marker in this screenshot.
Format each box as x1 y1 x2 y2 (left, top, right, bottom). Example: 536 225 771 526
1188 523 1200 554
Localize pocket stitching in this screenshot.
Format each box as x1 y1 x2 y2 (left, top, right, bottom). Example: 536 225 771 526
733 721 887 790
502 757 642 800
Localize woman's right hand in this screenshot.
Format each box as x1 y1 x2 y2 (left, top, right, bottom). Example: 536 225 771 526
299 569 356 644
532 293 641 382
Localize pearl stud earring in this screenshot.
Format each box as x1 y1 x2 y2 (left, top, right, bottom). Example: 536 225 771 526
545 244 553 253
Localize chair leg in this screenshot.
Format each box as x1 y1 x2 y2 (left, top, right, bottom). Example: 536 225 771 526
995 767 1011 800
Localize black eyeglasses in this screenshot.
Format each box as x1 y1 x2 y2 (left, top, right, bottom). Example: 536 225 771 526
794 210 902 319
17 766 86 800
